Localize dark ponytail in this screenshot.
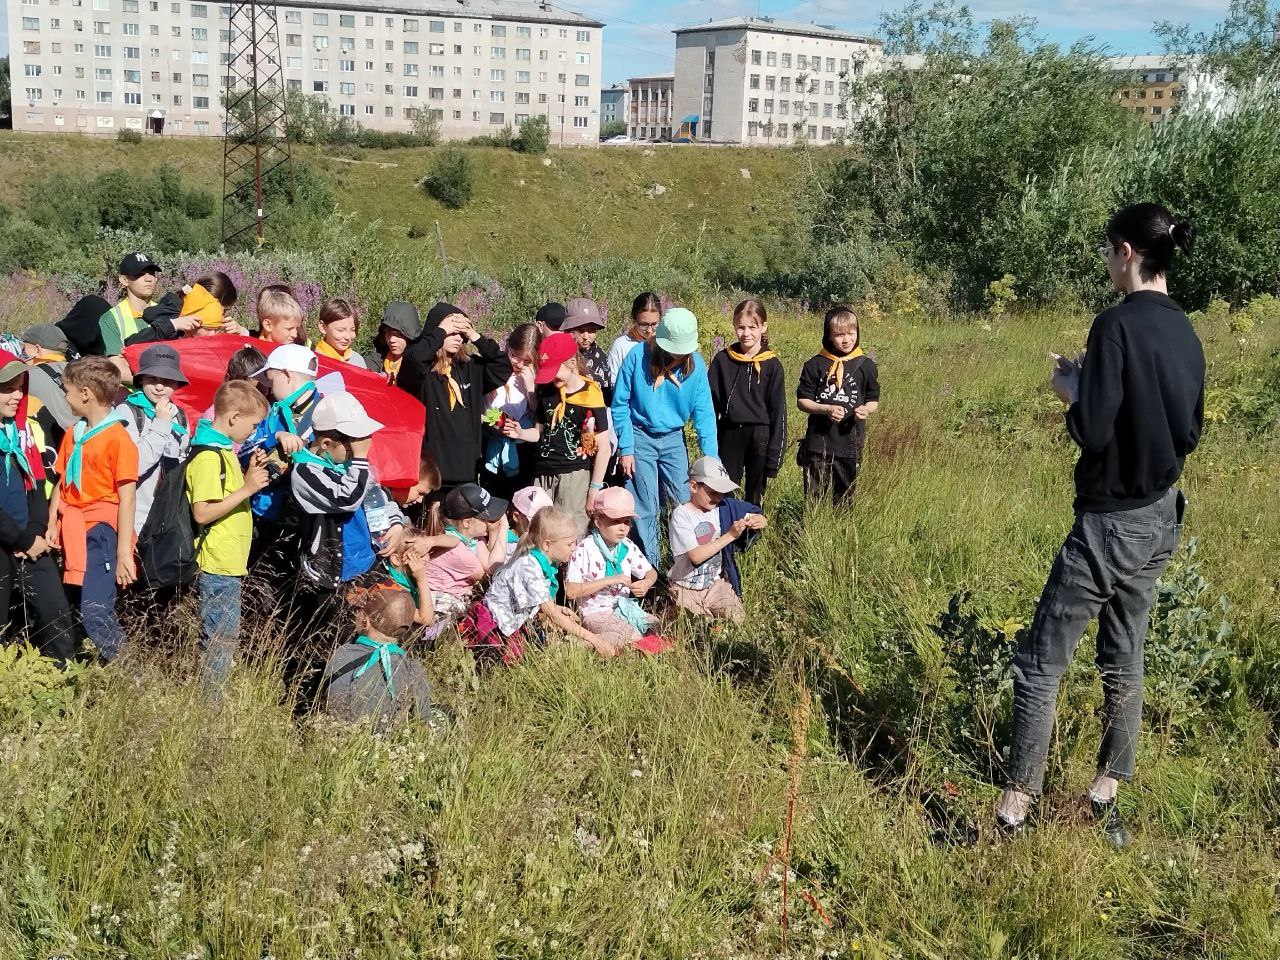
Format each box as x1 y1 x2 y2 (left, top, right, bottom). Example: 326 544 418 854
1106 203 1195 281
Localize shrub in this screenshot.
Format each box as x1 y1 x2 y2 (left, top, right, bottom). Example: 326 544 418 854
423 148 476 210
515 115 551 154
985 273 1019 319
116 127 143 145
0 643 91 727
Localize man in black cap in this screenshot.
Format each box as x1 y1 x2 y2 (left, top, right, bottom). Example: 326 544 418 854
535 302 568 337
99 252 163 356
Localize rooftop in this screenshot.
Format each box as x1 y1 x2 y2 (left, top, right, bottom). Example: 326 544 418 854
628 73 676 82
674 15 878 44
1107 55 1202 72
279 0 604 28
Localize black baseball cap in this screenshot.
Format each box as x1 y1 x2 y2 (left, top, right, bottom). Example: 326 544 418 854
119 252 161 278
535 302 568 331
443 483 507 522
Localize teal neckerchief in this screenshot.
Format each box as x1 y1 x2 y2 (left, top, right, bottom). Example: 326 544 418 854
592 531 628 577
65 414 126 491
192 419 234 450
292 448 348 474
506 528 519 545
0 420 34 483
125 391 188 436
591 531 650 632
444 524 478 551
530 547 560 596
384 561 420 603
352 634 406 698
272 382 315 435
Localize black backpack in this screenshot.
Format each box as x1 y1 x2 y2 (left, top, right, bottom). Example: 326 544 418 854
136 438 223 590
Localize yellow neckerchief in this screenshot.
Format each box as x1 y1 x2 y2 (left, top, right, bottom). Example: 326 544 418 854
653 360 686 391
820 347 864 385
550 377 605 428
383 355 402 380
315 338 353 362
181 283 224 330
439 365 464 410
726 345 777 379
30 350 65 365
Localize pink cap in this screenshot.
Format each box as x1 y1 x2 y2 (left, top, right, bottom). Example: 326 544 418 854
591 486 637 520
511 485 554 520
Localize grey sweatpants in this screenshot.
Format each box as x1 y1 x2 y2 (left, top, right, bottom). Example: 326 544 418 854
1006 488 1184 795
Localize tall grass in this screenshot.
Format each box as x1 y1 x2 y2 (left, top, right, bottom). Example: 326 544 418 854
1 300 1278 957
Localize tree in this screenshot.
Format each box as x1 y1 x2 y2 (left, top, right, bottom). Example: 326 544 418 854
0 58 11 129
515 114 551 154
600 119 627 139
422 148 477 209
1157 0 1280 92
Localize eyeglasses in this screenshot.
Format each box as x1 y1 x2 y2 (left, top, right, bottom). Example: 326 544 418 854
1096 243 1114 260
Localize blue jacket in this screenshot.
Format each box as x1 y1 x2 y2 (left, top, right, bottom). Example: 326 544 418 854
716 496 763 597
240 389 318 521
610 342 718 457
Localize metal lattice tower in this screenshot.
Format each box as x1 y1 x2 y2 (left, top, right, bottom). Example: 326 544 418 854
221 0 293 248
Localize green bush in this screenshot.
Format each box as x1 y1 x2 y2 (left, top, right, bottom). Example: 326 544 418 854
116 127 143 145
422 148 476 209
515 114 551 154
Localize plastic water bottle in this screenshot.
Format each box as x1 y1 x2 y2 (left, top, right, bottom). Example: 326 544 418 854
364 481 392 549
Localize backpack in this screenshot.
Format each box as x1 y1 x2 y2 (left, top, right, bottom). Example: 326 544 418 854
136 443 223 589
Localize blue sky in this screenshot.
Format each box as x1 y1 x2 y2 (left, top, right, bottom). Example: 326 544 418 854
1 0 1229 87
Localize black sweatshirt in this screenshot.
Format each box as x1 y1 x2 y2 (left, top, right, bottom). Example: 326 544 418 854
1066 290 1205 513
796 353 880 460
708 347 788 477
398 329 512 486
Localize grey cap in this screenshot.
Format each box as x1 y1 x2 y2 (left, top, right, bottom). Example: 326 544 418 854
21 323 69 354
135 343 189 385
689 455 739 494
560 298 604 331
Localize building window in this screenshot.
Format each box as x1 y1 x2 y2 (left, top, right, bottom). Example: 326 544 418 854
124 22 142 35
749 74 759 89
429 65 444 77
193 95 209 108
575 52 589 64
403 18 418 31
286 56 301 69
285 10 299 22
429 87 443 99
490 90 504 102
312 80 328 92
339 13 353 26
24 65 43 77
574 73 589 86
94 43 110 56
403 84 417 96
491 46 505 58
515 91 529 104
25 87 45 101
192 72 208 86
516 47 530 60
515 70 529 82
748 98 758 113
312 12 326 24
96 89 112 102
573 115 588 127
781 52 791 67
340 103 354 116
312 57 327 70
576 29 589 41
824 80 834 95
490 69 504 81
429 42 444 54
765 76 775 91
750 49 760 65
404 63 418 76
490 111 504 123
340 59 354 71
340 81 354 94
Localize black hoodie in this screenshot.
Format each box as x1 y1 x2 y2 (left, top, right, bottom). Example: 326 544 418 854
397 302 512 486
363 301 422 385
56 295 111 358
708 344 787 477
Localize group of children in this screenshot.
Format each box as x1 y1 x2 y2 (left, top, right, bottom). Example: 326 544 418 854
1 255 881 726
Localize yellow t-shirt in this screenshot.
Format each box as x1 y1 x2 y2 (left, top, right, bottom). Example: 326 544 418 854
186 448 252 577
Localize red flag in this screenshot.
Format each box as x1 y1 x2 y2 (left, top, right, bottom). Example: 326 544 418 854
123 336 426 488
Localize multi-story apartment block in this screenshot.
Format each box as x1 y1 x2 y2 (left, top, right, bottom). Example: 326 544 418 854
6 0 604 142
626 73 671 140
672 16 881 145
1108 55 1228 127
600 81 626 130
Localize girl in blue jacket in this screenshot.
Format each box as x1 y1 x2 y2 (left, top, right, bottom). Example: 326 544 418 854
610 307 718 564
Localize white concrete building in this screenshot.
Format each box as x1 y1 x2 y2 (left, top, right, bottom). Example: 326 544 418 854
672 16 881 145
626 72 671 140
6 0 604 142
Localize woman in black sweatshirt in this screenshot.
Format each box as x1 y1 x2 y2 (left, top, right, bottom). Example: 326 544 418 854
397 302 512 496
707 299 786 507
997 203 1205 846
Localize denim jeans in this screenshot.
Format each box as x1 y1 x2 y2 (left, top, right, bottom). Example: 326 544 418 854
199 572 243 688
626 427 690 565
1006 488 1185 795
82 522 125 662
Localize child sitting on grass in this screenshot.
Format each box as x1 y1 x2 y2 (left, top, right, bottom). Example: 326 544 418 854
322 586 431 725
459 505 608 663
565 486 663 656
418 483 509 622
504 485 553 560
667 456 767 624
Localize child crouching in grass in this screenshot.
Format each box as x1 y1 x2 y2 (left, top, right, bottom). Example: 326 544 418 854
565 486 663 656
321 585 431 725
458 505 608 663
417 483 508 623
667 456 767 624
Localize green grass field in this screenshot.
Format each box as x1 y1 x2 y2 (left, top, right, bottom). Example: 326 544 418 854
1 289 1277 957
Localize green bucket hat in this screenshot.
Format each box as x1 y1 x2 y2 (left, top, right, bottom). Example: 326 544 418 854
654 307 699 355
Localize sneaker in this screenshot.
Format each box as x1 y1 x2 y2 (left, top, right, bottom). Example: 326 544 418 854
1090 797 1132 850
994 811 1030 839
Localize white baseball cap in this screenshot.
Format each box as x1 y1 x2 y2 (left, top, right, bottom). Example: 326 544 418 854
312 392 383 438
252 343 318 378
688 455 739 494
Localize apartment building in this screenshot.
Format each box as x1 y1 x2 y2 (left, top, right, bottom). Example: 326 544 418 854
627 73 672 140
672 16 881 145
1108 55 1229 127
6 0 604 142
600 81 626 129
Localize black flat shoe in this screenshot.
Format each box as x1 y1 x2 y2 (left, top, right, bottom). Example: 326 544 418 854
1090 797 1132 849
994 811 1030 839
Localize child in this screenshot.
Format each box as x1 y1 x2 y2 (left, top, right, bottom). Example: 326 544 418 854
241 344 321 522
99 252 161 356
398 302 512 494
506 332 609 532
419 483 509 622
534 301 568 336
795 305 880 503
17 323 76 444
458 505 608 663
389 454 441 510
565 486 660 655
0 350 77 664
562 299 612 399
506 484 553 559
117 344 192 534
46 356 140 662
708 298 787 507
186 380 271 688
481 321 540 500
606 291 661 389
202 345 269 424
124 272 239 347
253 285 306 346
667 456 767 624
315 298 368 368
364 301 421 389
322 586 431 724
